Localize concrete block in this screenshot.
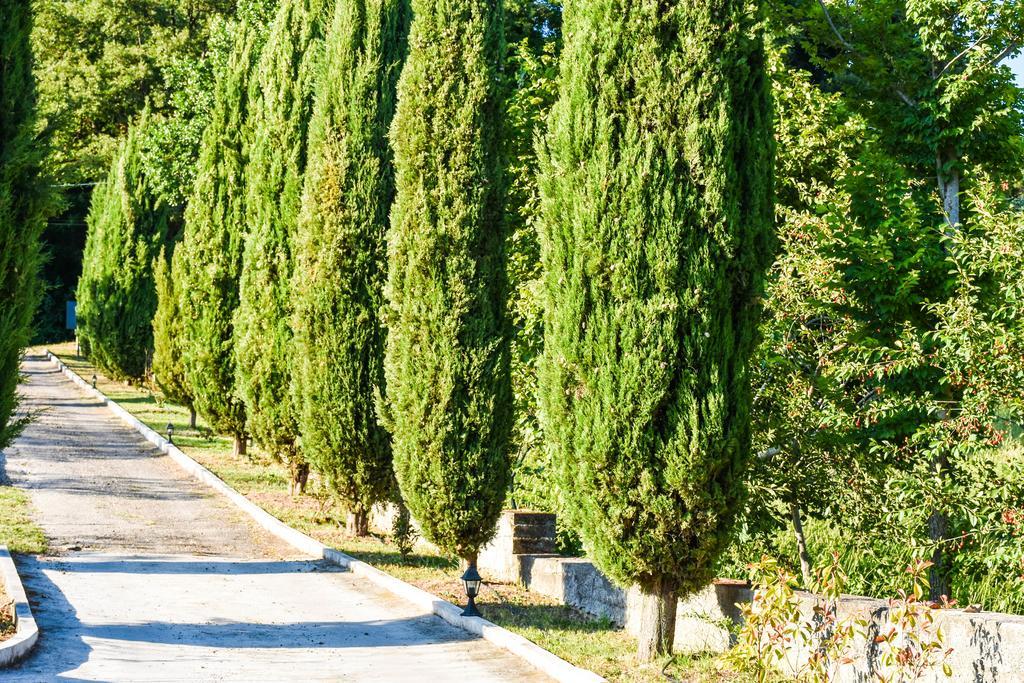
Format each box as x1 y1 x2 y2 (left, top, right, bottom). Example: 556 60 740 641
479 511 557 584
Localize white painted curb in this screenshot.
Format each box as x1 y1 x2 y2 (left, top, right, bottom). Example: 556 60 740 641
0 546 39 667
46 352 604 683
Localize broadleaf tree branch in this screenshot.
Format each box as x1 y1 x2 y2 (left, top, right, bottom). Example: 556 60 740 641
817 0 854 51
938 33 989 77
989 40 1020 67
817 0 917 108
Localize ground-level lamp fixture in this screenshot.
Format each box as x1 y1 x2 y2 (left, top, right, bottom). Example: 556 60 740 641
166 423 174 444
461 562 483 618
91 374 97 389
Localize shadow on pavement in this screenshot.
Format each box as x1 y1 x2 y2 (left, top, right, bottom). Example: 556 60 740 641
43 556 339 576
80 615 469 649
10 554 93 680
6 554 480 681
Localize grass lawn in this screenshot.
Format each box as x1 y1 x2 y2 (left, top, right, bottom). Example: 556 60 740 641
0 485 43 644
0 486 47 555
46 342 749 681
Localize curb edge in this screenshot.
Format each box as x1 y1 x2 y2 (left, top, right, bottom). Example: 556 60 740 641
0 546 39 667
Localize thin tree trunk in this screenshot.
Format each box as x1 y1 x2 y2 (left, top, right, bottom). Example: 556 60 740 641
936 151 960 232
790 501 814 589
289 461 310 497
188 407 197 430
928 449 952 601
928 509 951 600
944 168 959 228
233 433 247 458
931 148 958 601
927 384 956 601
346 506 369 536
636 578 677 662
461 552 477 572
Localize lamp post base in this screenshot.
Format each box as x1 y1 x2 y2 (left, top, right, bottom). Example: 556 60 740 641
461 597 481 618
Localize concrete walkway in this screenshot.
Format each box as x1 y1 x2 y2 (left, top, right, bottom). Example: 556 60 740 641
0 354 549 681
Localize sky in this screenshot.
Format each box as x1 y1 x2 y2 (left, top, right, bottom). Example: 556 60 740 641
1011 53 1024 87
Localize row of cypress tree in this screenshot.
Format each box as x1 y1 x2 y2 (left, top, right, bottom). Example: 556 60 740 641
292 0 410 532
78 115 172 381
0 0 49 450
76 0 773 659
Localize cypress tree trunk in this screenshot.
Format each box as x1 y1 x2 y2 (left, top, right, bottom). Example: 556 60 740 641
292 0 410 528
233 434 247 458
77 115 171 382
177 22 265 444
384 0 511 562
287 457 310 497
346 507 370 537
0 0 48 449
637 579 678 663
537 0 774 661
235 0 331 491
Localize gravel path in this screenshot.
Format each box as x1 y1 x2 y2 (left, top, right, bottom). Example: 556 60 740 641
0 354 549 682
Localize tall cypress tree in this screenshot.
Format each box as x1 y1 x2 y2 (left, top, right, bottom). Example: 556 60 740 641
235 0 330 493
77 115 172 382
292 0 410 533
384 0 510 564
152 244 196 427
0 0 48 449
177 20 267 457
537 0 774 660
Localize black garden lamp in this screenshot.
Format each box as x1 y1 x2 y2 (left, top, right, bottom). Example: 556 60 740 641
461 562 483 618
166 423 174 444
91 374 97 389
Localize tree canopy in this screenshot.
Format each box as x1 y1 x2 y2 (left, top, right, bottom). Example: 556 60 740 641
235 0 331 490
0 0 49 449
77 114 171 382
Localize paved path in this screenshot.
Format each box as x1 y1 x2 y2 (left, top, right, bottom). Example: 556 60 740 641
0 354 548 682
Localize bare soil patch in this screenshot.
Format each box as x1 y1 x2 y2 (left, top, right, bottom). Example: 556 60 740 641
0 582 14 642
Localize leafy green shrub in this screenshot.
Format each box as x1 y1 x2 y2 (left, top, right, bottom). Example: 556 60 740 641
391 502 418 558
874 560 954 682
733 556 952 682
732 555 860 682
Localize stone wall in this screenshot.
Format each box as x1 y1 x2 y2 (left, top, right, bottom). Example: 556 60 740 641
524 554 1024 681
368 507 1024 680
